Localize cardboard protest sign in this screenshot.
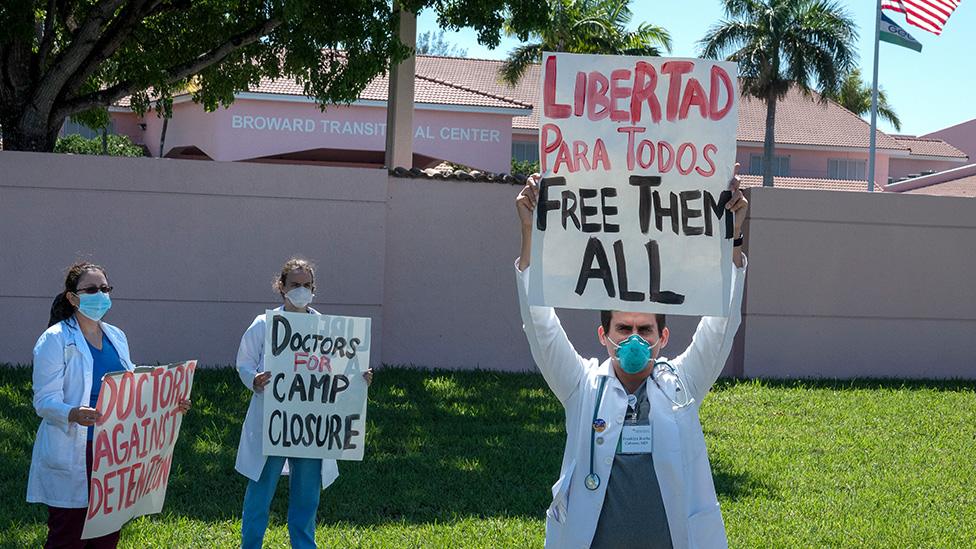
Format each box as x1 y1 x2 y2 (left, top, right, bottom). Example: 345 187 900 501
262 311 370 461
529 52 739 316
82 361 196 539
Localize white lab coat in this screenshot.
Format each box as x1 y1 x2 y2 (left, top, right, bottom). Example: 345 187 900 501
517 258 746 549
234 306 339 488
26 316 136 508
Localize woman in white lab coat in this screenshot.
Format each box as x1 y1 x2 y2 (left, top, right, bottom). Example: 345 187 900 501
26 261 190 548
235 257 372 549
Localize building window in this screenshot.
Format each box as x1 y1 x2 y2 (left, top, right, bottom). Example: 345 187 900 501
512 140 539 163
749 154 790 176
828 158 866 180
61 119 115 139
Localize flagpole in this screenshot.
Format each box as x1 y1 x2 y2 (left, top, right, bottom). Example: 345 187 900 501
867 0 882 192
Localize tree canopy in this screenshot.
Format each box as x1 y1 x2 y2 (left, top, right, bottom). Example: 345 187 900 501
0 0 548 151
826 68 901 131
700 0 857 186
500 0 671 85
416 30 468 57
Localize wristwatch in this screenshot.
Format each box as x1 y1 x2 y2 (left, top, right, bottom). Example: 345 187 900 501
733 233 744 247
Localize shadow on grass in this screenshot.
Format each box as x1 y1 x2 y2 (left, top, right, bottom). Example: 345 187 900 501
49 366 566 528
4 366 969 536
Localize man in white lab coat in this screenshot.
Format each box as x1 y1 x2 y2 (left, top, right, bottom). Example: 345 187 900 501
514 174 748 549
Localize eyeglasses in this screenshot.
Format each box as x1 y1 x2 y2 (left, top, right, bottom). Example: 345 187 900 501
74 285 113 295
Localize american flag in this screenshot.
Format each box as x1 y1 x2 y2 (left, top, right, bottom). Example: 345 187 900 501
881 0 962 35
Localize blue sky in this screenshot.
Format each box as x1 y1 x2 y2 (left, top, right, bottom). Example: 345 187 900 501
417 1 974 136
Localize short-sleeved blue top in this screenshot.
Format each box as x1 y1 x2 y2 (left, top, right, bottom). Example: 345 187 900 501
86 334 123 440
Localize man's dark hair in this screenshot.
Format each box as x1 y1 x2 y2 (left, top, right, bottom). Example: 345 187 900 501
600 310 666 334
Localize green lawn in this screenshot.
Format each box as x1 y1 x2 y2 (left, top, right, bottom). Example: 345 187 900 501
1 366 974 548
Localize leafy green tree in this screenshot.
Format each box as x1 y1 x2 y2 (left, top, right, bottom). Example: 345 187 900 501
500 0 671 85
416 30 468 57
54 133 145 157
826 68 901 131
0 0 548 152
511 158 540 175
700 0 857 187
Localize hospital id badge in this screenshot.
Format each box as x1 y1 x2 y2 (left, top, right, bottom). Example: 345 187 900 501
620 424 653 454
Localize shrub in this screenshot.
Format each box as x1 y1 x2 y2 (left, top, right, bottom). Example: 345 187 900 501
54 133 145 157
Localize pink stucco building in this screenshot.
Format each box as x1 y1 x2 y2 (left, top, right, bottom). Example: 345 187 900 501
924 118 976 161
102 55 968 191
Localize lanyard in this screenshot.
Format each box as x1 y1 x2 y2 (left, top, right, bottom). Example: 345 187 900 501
585 377 609 491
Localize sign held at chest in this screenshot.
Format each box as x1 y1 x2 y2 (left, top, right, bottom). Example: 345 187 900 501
262 311 371 461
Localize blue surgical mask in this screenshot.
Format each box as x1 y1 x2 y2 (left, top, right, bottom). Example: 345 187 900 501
76 292 112 321
609 334 658 374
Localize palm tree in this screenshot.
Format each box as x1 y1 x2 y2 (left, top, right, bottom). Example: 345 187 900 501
700 0 857 187
827 68 901 131
501 0 671 85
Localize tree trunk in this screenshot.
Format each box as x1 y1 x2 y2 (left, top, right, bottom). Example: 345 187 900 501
101 127 109 154
159 116 169 157
762 92 778 188
1 114 62 152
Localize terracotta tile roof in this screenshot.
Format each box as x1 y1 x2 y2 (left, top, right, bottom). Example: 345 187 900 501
737 88 905 151
415 55 540 130
901 174 976 197
740 174 884 192
252 73 530 110
390 165 526 184
890 135 968 159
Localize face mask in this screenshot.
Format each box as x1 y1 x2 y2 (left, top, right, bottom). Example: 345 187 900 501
285 287 314 309
609 334 659 375
76 292 112 321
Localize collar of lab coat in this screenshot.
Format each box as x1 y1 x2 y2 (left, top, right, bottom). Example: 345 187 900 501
61 315 131 369
274 304 322 315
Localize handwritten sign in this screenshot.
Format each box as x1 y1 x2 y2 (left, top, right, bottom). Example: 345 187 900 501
82 361 196 539
262 311 370 461
529 53 739 315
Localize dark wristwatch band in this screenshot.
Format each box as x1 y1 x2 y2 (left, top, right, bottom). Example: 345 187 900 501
733 233 744 247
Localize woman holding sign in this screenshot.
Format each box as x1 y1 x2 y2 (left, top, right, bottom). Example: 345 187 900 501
235 257 373 549
26 261 190 548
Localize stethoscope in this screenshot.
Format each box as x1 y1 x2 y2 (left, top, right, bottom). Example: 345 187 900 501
584 359 695 491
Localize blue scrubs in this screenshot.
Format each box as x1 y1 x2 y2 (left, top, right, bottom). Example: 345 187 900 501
86 334 123 440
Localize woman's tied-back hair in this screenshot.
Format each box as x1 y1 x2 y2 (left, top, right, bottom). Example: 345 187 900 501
49 262 108 327
273 257 316 294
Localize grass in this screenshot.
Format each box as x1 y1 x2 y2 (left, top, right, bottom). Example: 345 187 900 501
1 366 974 548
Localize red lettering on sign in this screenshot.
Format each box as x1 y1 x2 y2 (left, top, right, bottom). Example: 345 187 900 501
543 56 571 118
696 144 718 176
661 61 694 122
586 71 611 121
631 62 661 124
709 66 734 121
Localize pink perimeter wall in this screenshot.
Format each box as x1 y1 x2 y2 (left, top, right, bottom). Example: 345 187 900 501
0 152 387 368
739 188 976 378
2 152 975 378
114 99 515 172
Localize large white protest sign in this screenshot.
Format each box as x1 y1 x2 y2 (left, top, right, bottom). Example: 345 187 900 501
262 311 370 461
82 361 196 539
529 52 739 315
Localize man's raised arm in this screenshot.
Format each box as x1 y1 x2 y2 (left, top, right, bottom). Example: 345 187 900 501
516 179 586 405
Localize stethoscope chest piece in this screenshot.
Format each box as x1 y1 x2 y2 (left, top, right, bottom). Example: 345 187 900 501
584 473 601 491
